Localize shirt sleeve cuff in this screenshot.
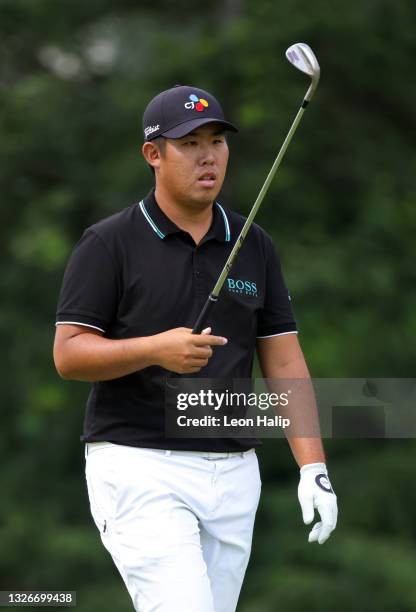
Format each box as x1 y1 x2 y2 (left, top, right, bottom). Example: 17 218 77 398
256 330 298 339
256 322 297 338
55 312 107 333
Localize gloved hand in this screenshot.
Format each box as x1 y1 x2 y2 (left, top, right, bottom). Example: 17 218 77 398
298 462 338 544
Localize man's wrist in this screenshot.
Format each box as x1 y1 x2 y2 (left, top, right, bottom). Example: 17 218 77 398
300 462 327 475
136 335 158 368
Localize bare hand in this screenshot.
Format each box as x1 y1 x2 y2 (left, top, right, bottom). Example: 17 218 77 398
151 327 228 374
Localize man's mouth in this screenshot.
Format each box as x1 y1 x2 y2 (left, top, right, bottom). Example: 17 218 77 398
197 172 217 188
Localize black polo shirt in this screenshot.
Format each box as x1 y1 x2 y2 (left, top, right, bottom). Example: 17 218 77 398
56 188 297 451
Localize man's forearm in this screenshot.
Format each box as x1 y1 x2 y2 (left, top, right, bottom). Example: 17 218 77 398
270 357 325 467
286 434 325 467
54 326 227 382
54 333 155 382
257 334 326 467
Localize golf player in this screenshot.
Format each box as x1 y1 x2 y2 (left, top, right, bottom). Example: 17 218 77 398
53 85 337 612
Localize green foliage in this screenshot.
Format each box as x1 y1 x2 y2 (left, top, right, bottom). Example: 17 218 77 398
1 0 415 609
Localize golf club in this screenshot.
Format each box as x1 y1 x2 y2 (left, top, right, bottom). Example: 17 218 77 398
192 42 320 334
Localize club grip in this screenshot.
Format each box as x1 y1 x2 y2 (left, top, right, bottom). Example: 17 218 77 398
192 294 218 334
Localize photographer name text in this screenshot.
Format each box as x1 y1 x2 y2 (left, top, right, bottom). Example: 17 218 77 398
176 414 291 428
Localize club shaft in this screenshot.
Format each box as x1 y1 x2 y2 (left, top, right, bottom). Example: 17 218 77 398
214 102 306 297
192 99 308 334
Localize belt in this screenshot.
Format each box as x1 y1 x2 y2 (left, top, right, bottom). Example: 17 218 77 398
164 449 254 460
85 442 254 460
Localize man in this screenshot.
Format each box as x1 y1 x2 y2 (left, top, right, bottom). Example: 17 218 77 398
53 85 337 612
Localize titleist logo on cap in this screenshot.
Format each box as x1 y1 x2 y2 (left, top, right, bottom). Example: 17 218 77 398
144 124 160 137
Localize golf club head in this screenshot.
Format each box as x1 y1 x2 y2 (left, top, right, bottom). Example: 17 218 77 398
286 43 320 102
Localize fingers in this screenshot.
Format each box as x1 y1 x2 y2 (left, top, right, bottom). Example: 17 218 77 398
192 346 213 359
308 522 322 543
176 326 227 347
179 355 210 373
162 327 227 373
298 495 315 525
188 328 227 367
308 520 333 545
181 355 210 373
309 503 337 545
188 358 209 368
185 366 207 374
317 501 333 529
193 333 228 347
317 524 333 545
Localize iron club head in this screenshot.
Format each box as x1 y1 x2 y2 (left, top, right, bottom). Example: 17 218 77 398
286 43 320 102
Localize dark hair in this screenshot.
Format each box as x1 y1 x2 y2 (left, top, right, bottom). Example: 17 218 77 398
147 136 166 176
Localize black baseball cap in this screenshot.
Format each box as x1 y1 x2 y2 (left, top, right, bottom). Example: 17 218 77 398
142 85 238 141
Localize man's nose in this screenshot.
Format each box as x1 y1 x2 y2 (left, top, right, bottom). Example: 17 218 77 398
199 149 215 165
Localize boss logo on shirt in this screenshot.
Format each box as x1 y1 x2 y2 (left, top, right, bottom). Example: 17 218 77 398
227 278 258 297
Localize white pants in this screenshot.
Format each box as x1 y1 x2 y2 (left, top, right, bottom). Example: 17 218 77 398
85 442 262 612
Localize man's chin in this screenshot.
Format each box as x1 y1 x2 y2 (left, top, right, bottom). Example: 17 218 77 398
192 184 221 205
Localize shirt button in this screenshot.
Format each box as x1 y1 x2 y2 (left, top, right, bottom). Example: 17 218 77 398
195 271 200 277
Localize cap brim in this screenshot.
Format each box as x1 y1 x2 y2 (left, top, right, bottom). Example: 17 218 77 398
161 118 238 139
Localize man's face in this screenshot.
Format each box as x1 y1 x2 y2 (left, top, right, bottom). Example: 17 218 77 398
152 123 229 208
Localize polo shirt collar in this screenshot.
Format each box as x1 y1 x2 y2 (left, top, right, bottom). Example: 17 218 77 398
139 189 231 243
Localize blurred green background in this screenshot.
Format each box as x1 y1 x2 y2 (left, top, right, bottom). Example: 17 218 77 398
1 0 416 610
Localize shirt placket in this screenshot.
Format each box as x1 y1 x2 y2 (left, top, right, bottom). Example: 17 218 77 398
192 247 204 306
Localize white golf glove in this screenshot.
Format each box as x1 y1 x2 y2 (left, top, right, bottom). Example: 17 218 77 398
298 462 338 544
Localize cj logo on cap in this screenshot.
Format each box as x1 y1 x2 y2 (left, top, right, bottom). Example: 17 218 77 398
184 94 209 112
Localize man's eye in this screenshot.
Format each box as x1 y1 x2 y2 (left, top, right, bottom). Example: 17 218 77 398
214 138 224 144
183 141 197 146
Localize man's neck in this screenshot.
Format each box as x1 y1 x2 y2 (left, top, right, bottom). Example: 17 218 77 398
154 185 214 245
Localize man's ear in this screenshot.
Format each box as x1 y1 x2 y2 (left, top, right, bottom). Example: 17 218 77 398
142 141 162 171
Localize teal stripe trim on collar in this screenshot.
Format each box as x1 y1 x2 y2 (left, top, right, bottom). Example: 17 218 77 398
139 200 165 239
215 202 231 242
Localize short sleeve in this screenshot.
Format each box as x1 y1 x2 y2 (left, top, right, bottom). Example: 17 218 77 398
256 235 297 338
55 230 119 333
